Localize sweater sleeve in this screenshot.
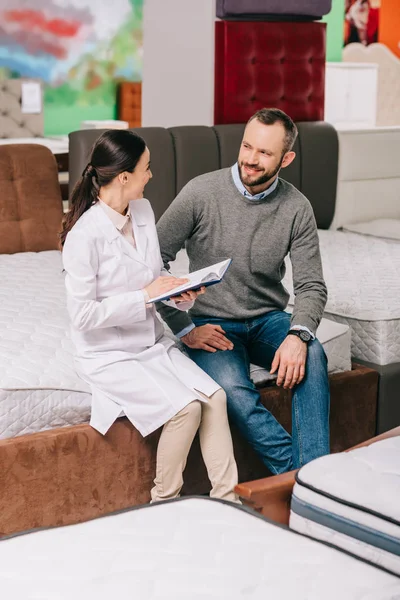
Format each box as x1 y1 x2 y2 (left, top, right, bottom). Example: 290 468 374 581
155 181 198 334
289 203 328 335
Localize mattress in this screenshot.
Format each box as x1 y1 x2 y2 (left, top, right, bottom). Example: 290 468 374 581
169 249 352 384
0 136 69 154
216 0 332 19
0 249 350 440
283 229 400 365
0 251 91 440
1 497 399 599
290 437 400 577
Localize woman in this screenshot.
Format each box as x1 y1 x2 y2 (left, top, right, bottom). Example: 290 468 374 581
61 129 239 503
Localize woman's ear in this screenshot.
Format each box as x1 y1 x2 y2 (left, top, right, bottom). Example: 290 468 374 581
118 172 128 185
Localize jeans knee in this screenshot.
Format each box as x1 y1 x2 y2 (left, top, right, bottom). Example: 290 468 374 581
308 339 327 367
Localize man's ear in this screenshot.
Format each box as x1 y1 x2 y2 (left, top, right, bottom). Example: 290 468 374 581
281 151 296 169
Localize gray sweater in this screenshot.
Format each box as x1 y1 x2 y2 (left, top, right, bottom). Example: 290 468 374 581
156 168 327 335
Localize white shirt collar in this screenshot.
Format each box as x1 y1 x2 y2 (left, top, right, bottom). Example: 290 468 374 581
231 163 279 201
98 199 131 231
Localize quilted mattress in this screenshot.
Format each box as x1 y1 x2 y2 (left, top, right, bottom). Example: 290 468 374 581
0 251 91 440
283 229 400 365
0 250 350 440
1 497 399 599
290 437 400 577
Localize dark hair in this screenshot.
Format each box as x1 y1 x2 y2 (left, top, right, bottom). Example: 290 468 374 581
247 108 298 155
60 129 146 247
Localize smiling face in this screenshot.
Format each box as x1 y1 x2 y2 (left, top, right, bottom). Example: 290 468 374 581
122 146 152 200
238 119 296 195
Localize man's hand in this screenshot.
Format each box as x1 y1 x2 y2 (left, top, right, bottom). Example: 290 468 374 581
181 324 234 353
270 335 308 390
171 286 206 303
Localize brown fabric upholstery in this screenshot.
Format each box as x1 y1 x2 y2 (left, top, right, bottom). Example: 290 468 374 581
0 364 377 538
0 145 63 254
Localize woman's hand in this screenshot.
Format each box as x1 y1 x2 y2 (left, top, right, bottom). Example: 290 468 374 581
171 286 206 303
145 276 189 300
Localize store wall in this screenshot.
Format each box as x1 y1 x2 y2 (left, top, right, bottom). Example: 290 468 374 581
379 0 400 58
322 0 345 62
142 0 216 128
0 0 143 136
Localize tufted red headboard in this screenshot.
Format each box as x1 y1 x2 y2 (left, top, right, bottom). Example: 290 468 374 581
214 21 326 124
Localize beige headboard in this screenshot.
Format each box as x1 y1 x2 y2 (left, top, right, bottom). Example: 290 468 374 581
0 79 44 138
343 43 400 127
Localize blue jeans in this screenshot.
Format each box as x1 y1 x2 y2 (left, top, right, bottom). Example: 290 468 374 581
187 311 330 474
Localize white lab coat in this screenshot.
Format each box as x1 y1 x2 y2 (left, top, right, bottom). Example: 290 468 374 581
62 200 220 437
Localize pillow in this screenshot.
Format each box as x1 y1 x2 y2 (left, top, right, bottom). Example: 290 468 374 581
342 219 400 242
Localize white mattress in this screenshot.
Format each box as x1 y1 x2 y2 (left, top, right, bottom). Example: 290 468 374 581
169 249 352 384
0 136 69 154
1 497 399 599
283 229 400 365
290 437 400 576
0 250 350 440
0 251 91 440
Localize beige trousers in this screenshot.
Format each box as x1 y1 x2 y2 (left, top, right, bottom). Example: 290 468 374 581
150 388 239 503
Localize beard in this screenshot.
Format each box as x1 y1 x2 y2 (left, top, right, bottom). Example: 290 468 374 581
239 157 283 188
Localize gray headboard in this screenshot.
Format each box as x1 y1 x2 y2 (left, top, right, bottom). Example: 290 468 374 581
69 121 338 229
0 79 44 138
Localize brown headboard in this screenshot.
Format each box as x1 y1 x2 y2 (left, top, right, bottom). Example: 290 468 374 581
0 145 63 254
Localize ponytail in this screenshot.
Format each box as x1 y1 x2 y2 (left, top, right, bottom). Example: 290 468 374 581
59 164 99 247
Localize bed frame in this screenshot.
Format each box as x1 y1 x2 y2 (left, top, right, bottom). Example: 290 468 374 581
236 426 400 526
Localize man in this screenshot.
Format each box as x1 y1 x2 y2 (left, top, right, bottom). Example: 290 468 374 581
157 108 329 474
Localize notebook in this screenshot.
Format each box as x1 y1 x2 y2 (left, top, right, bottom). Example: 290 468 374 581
147 259 232 303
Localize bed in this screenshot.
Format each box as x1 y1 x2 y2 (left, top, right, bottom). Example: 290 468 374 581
290 436 400 576
0 142 378 539
236 425 400 532
283 229 400 367
0 248 351 441
68 121 400 434
1 497 399 599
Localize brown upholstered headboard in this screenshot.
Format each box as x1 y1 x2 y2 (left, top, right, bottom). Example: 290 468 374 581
0 145 63 254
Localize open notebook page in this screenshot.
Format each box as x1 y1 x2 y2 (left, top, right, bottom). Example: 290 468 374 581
147 259 231 303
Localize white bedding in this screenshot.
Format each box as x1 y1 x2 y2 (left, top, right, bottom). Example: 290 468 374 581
0 136 68 154
0 251 91 439
1 497 399 599
290 437 400 576
283 229 400 365
0 251 351 440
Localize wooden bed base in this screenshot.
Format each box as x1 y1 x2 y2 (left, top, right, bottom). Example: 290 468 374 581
235 426 400 526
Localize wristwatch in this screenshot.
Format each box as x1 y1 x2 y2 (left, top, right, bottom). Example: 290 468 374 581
287 329 312 343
